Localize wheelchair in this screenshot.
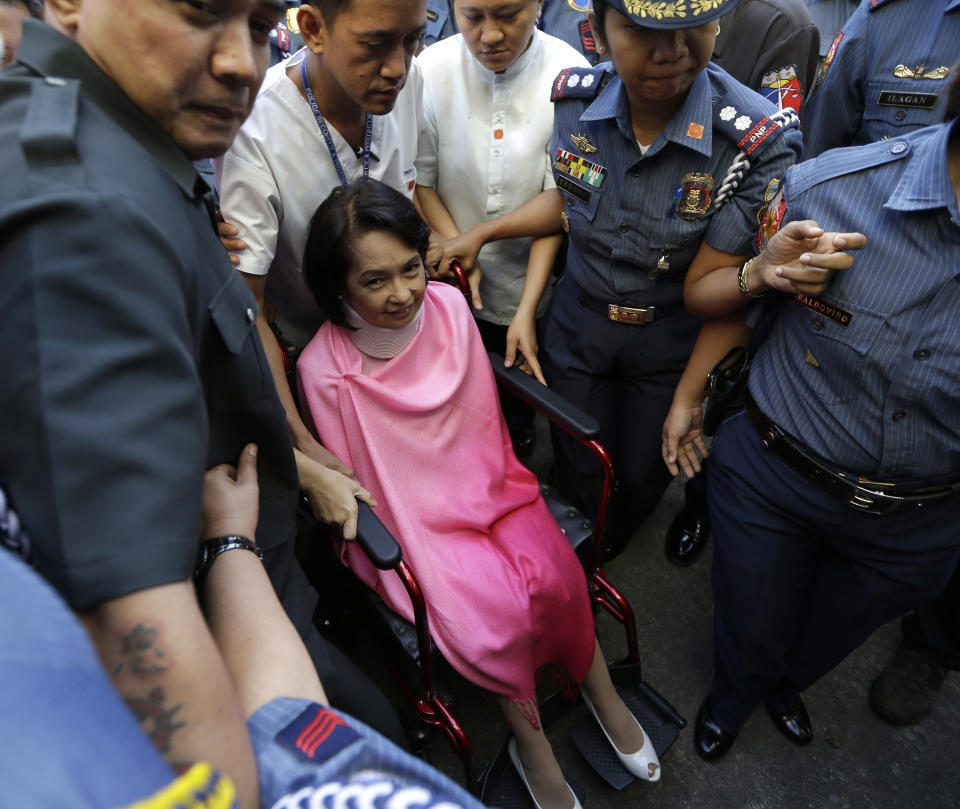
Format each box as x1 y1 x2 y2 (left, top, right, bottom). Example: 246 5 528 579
291 272 686 804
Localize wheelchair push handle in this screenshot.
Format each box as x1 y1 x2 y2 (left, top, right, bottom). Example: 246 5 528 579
356 502 403 570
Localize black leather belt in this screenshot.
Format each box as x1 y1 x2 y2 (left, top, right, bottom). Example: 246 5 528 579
745 393 960 516
563 276 683 325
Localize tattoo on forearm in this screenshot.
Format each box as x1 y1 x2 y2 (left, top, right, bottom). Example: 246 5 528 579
111 621 185 752
113 622 169 677
126 686 186 753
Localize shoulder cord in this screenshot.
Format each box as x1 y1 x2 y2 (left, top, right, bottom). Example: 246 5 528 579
0 487 34 566
713 108 799 212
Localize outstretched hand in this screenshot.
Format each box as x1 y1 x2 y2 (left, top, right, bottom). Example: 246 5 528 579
753 220 867 296
661 401 708 479
202 443 260 540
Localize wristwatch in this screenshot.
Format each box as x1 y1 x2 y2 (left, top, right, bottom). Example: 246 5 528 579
194 535 263 580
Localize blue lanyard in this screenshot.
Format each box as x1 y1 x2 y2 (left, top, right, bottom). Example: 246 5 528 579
300 59 372 187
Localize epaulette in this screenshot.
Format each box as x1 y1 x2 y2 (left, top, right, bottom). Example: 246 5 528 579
787 137 913 197
551 65 611 103
19 76 80 163
712 94 800 161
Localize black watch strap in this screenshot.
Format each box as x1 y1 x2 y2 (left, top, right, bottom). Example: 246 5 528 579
194 535 263 580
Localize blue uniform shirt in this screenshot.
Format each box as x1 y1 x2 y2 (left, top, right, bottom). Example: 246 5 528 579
425 0 458 47
550 62 803 305
802 0 960 158
803 0 859 58
749 121 960 480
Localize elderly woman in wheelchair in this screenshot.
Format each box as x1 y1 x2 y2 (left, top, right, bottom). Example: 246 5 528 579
295 179 659 809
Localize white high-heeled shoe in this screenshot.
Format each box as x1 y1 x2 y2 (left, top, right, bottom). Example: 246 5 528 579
581 691 661 782
508 737 582 809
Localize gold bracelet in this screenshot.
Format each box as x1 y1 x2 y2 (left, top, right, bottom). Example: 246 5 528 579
737 257 767 298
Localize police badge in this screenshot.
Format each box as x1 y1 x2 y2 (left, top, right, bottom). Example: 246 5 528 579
674 172 714 220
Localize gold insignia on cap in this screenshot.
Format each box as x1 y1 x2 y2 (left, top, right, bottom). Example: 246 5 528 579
804 350 820 368
893 64 951 80
570 133 597 153
286 8 301 33
623 0 730 19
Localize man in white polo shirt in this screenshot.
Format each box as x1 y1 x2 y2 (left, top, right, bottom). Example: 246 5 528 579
217 0 426 488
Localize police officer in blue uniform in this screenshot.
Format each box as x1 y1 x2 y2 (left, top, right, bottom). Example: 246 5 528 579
544 0 802 560
436 0 801 562
801 0 960 726
671 71 960 759
802 0 960 158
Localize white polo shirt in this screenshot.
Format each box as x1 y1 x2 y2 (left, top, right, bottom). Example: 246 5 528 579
216 49 423 349
416 31 587 325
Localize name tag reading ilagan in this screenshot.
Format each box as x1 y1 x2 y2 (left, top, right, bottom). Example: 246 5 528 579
877 91 938 109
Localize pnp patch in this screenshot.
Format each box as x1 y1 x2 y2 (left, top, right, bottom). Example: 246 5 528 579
278 705 360 763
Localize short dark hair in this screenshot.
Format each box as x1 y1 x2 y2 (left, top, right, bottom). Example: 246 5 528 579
591 0 608 42
300 0 354 27
303 178 431 327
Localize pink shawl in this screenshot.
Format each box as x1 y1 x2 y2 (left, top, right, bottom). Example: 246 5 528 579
298 283 593 701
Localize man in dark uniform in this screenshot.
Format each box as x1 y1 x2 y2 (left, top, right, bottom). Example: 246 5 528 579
0 0 402 779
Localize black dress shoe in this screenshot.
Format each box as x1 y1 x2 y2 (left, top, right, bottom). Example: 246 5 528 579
765 692 813 745
694 700 737 761
664 506 710 567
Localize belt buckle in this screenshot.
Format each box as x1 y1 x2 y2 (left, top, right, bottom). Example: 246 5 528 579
607 303 654 324
847 485 902 516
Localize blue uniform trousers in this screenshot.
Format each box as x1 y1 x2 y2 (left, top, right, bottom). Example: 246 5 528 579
706 410 960 733
540 275 702 557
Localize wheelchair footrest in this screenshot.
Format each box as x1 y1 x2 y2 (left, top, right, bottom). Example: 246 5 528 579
479 741 586 809
570 684 684 790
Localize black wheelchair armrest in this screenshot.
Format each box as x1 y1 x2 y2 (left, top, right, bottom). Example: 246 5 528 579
356 502 403 570
487 351 600 441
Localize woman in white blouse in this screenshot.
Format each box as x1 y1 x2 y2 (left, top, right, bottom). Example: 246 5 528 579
415 0 588 451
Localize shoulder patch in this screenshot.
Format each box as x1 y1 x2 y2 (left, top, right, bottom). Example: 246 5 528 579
551 65 610 102
713 99 799 160
277 704 360 764
813 30 843 91
20 78 80 163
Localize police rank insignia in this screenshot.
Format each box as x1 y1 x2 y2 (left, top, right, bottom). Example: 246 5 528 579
761 65 803 113
893 64 950 80
570 133 597 153
554 148 606 189
673 172 714 220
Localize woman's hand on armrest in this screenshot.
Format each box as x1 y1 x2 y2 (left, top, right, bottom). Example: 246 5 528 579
296 449 376 541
